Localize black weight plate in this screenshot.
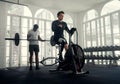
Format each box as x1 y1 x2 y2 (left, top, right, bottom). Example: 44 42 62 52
50 35 56 46
14 33 20 46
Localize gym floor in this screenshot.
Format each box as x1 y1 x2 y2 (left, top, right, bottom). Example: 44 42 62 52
0 65 120 84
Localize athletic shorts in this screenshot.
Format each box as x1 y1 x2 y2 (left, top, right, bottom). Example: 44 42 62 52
29 45 39 52
56 37 67 45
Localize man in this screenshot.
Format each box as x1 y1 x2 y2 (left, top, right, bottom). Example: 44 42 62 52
27 24 45 70
51 11 70 65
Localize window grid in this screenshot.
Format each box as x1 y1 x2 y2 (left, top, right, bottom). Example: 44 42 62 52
83 10 120 65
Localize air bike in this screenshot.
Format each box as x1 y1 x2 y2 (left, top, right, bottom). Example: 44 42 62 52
48 28 89 75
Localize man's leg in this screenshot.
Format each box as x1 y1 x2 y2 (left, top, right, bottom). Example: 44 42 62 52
59 43 64 61
57 43 65 70
59 43 68 61
35 52 39 70
58 43 68 70
29 51 33 70
34 45 40 70
64 43 68 51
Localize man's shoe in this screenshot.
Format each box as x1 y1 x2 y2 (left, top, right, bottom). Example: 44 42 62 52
36 67 40 70
29 66 32 70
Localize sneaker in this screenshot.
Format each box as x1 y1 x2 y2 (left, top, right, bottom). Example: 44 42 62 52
36 67 40 70
56 66 60 71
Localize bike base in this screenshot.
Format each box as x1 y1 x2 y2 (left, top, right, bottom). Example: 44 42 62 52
49 69 89 75
74 71 89 75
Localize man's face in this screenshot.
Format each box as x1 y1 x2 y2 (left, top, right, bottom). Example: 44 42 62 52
33 27 38 31
58 13 64 21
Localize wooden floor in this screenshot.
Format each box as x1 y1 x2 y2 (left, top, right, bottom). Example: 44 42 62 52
0 65 120 84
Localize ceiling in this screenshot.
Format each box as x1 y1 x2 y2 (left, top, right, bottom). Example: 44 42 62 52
2 0 112 12
21 0 112 12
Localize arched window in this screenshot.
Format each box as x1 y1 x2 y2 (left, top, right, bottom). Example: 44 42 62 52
84 9 98 22
8 5 32 16
34 9 55 61
101 0 120 15
35 9 54 20
6 4 32 67
83 9 98 48
101 0 120 46
63 14 74 43
101 0 120 58
63 14 73 24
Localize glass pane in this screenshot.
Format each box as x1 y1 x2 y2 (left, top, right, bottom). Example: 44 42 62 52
21 18 28 27
6 47 10 56
21 47 27 56
21 27 28 36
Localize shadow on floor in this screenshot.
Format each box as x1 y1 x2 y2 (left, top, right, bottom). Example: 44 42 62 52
0 65 120 84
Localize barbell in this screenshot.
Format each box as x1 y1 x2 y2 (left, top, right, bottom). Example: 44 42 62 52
5 33 50 46
5 28 77 46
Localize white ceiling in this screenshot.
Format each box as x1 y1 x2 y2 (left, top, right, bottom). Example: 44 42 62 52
3 0 112 12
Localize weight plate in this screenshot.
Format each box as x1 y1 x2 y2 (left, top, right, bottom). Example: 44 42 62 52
50 35 56 46
14 33 20 46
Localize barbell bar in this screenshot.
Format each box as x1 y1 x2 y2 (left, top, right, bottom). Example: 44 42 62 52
5 33 50 46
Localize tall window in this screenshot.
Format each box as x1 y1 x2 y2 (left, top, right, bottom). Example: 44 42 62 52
83 9 98 48
101 0 120 46
63 14 74 43
101 0 120 15
34 9 55 61
6 4 32 67
83 0 120 65
84 9 98 22
101 0 120 58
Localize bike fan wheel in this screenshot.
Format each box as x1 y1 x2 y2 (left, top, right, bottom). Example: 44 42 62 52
72 44 85 71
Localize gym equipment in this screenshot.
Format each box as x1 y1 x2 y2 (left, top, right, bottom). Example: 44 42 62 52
50 35 56 46
31 57 59 66
49 28 89 74
5 33 49 46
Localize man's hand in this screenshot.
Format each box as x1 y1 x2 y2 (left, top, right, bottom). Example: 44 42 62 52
69 28 76 35
41 40 46 42
27 34 32 41
58 24 63 28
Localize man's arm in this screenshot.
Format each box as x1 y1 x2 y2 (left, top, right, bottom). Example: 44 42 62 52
64 22 76 35
64 22 70 34
51 21 56 32
38 35 46 41
27 32 32 41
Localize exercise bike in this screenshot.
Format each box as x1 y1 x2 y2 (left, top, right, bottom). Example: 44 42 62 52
48 28 89 74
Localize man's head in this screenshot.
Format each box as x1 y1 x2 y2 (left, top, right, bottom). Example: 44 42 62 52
57 11 64 21
33 24 39 31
